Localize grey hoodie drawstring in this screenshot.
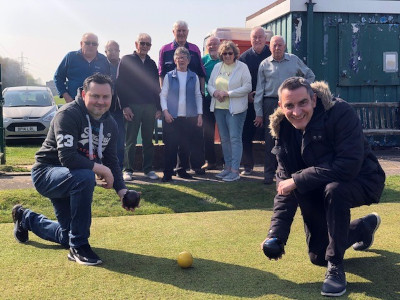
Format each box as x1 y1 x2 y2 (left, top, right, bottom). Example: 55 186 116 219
86 114 104 161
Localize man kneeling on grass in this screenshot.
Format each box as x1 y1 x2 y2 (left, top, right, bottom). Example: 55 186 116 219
260 77 385 297
12 73 139 266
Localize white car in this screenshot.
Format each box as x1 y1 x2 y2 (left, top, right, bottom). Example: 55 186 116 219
2 86 58 140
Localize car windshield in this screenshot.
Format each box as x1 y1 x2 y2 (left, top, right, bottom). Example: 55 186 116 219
4 90 53 107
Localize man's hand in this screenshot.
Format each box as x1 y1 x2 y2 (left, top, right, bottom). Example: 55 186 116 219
155 110 162 120
123 107 134 121
277 178 296 196
248 91 255 103
260 237 285 260
254 116 263 127
63 92 74 103
163 110 174 123
118 189 141 212
197 115 203 127
93 163 114 189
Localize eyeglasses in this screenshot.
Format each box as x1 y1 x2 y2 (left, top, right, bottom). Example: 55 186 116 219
83 41 99 46
139 41 152 47
222 52 234 56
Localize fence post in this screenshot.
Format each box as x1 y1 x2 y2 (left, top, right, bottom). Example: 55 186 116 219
0 64 5 164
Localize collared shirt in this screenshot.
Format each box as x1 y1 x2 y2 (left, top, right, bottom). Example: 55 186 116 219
54 50 111 99
202 54 220 97
158 40 206 78
239 45 271 91
108 59 120 84
253 53 315 117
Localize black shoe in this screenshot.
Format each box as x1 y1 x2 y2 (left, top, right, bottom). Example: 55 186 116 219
177 170 192 179
194 168 206 175
201 162 217 170
12 204 29 243
263 178 274 185
353 212 381 251
68 244 102 266
162 175 173 182
321 262 346 297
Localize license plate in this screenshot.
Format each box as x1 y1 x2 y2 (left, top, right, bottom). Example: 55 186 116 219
15 126 37 132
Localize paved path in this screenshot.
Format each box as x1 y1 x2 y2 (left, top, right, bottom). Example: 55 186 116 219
0 149 399 190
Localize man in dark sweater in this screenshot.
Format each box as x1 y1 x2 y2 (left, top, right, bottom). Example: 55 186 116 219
116 33 161 181
239 27 271 176
12 74 136 266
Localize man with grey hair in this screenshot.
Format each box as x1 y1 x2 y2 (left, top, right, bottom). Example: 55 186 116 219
54 32 110 103
239 27 271 176
116 33 161 181
201 36 221 171
254 35 315 184
105 40 124 170
158 20 206 177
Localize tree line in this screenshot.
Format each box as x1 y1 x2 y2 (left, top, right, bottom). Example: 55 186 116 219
0 56 40 89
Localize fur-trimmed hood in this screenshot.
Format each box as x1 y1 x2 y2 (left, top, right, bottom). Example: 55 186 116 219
269 81 335 138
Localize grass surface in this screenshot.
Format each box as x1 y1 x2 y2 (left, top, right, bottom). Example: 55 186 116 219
0 143 39 171
1 176 399 224
0 180 277 223
1 205 399 299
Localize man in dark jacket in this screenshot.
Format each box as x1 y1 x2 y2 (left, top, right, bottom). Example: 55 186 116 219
116 33 161 181
12 74 137 266
261 77 385 297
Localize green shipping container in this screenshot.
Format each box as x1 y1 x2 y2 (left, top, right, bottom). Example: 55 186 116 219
246 0 400 146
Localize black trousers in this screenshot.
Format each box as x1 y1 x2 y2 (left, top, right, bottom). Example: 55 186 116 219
241 102 256 170
296 179 383 266
202 95 216 165
166 117 204 174
263 97 279 180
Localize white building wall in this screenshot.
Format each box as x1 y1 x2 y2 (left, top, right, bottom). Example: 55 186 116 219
246 0 400 28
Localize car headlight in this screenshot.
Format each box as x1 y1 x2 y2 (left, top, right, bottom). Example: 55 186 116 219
2 117 11 123
42 111 57 122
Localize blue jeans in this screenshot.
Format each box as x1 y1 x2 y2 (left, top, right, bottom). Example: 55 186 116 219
214 109 247 171
23 166 96 248
111 109 126 170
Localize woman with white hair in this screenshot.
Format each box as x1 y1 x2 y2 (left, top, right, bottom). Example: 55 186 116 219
160 47 203 182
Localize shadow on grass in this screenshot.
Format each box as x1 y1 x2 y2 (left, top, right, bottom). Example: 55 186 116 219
95 247 318 299
127 181 277 214
345 249 400 299
19 241 399 298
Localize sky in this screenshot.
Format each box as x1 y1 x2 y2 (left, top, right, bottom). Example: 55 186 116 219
0 0 274 84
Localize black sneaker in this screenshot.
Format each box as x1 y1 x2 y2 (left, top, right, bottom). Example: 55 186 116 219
68 244 102 266
177 170 192 179
353 212 381 251
194 168 206 175
162 174 173 182
263 178 274 185
321 262 346 297
12 204 29 243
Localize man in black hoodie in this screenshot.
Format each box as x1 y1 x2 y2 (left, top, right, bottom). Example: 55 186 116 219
261 77 385 297
12 73 136 266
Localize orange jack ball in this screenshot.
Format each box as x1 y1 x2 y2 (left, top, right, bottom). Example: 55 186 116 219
177 251 193 268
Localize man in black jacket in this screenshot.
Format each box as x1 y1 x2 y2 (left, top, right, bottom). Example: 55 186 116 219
116 33 161 181
261 77 385 297
12 74 136 266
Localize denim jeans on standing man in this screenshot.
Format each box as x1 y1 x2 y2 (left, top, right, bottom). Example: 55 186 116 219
22 165 96 248
214 109 247 171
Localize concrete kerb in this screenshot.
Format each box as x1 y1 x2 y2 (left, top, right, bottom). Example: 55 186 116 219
0 146 399 190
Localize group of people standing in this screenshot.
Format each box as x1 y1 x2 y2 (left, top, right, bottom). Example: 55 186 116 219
12 19 386 298
53 21 316 184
